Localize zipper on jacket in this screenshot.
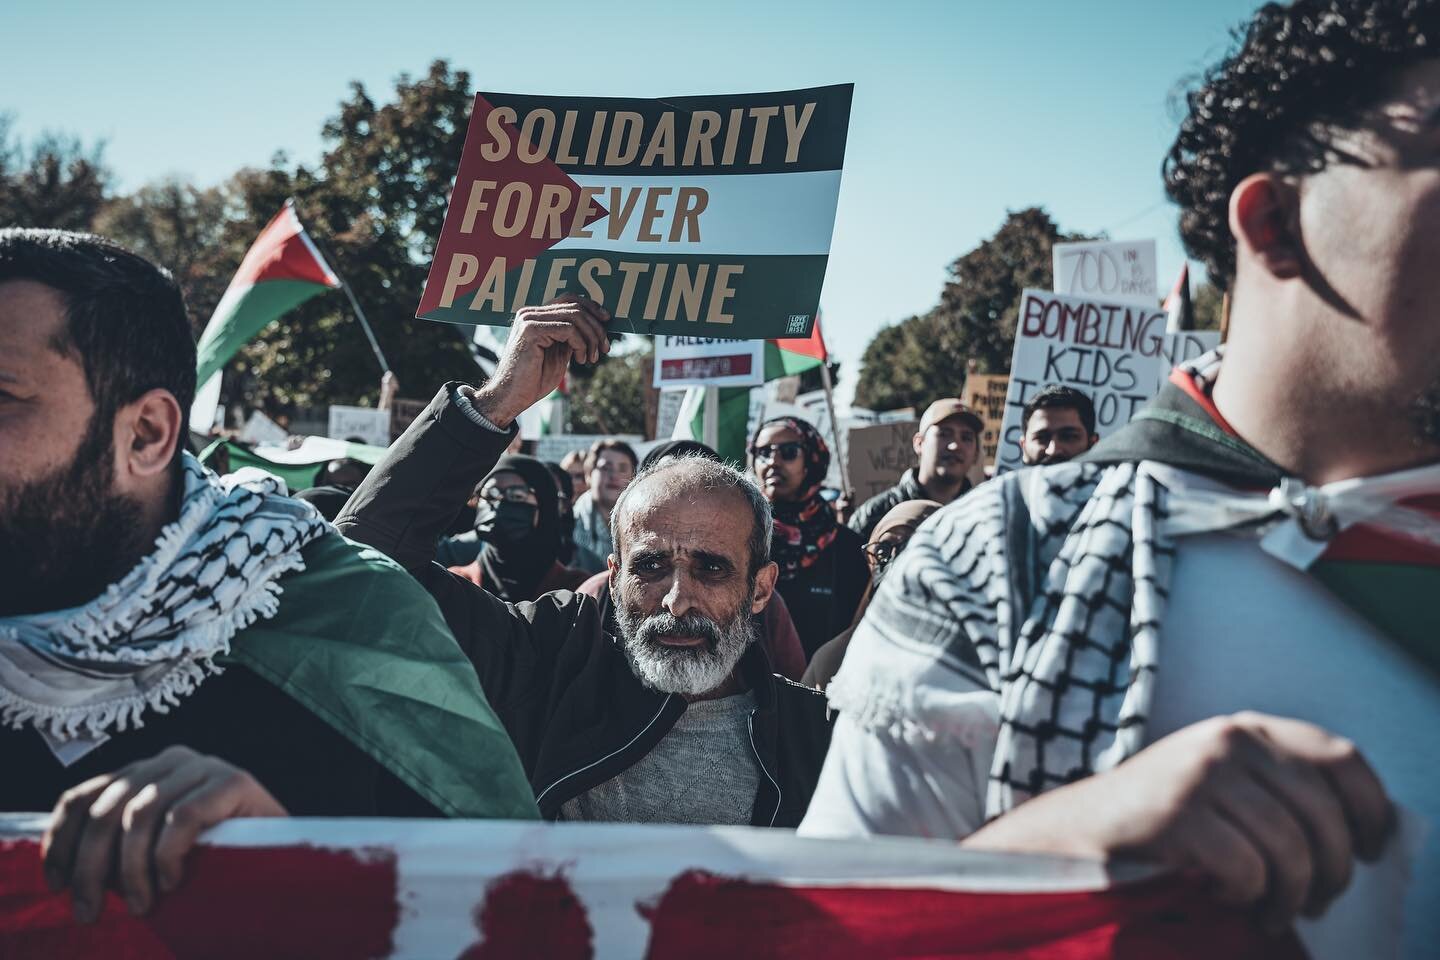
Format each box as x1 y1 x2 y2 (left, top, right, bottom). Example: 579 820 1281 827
536 694 674 814
748 710 782 827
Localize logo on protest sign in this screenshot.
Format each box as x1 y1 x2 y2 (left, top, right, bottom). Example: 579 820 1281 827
417 86 853 340
994 289 1179 472
1052 239 1157 307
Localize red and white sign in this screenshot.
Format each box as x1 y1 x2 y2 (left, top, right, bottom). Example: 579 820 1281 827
0 814 1301 959
653 336 765 389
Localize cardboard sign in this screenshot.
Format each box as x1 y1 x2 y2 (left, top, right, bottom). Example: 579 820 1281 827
962 374 1010 469
845 420 919 501
327 406 392 448
417 85 853 340
387 398 429 441
1052 239 1157 307
653 336 765 388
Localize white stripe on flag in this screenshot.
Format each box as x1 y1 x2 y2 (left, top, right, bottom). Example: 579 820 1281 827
552 170 841 256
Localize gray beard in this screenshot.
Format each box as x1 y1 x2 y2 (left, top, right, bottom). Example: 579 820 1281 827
613 584 757 696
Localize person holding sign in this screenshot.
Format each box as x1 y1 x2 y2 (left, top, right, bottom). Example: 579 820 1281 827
848 399 983 542
750 416 870 660
803 4 1440 956
334 296 834 827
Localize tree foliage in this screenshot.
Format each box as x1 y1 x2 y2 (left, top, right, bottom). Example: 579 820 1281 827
0 116 110 231
565 345 652 436
856 208 1094 410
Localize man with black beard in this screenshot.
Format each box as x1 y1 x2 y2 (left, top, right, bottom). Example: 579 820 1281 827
0 230 536 924
333 294 834 826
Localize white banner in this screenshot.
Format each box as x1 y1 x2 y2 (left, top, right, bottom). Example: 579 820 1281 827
1052 239 1158 307
327 406 392 448
653 336 765 389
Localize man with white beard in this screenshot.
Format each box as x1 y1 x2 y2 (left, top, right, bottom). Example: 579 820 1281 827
332 295 835 826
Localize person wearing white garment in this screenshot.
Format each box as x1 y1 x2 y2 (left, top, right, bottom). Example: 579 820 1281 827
799 3 1440 957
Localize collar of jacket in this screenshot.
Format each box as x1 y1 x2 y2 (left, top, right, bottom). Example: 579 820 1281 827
1080 377 1284 488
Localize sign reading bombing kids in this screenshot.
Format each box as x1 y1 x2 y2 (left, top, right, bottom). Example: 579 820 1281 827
417 85 853 340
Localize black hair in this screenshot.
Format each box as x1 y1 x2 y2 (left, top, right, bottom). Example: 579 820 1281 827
1164 0 1440 291
1022 384 1097 436
0 229 195 465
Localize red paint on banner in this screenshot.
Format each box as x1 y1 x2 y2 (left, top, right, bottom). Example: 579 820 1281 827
639 870 1307 960
659 354 754 382
0 838 399 960
457 869 593 960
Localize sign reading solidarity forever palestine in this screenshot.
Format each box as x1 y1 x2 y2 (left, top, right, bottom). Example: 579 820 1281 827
417 86 853 340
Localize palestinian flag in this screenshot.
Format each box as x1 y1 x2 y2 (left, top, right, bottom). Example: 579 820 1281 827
189 202 341 432
416 86 851 342
1163 263 1193 333
0 815 1303 959
764 310 828 380
670 385 752 464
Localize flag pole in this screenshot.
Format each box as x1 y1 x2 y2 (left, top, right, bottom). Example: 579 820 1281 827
291 203 392 377
819 360 852 500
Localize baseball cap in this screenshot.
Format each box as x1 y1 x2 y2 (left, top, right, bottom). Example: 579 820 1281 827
919 398 983 435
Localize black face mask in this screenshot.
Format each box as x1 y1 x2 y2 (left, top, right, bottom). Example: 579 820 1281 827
475 500 537 545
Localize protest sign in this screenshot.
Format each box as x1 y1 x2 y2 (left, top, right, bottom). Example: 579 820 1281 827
653 336 765 388
876 407 916 424
655 388 687 440
327 406 392 448
995 289 1171 472
962 374 1010 469
533 434 644 465
417 85 853 340
845 420 919 500
1156 329 1220 391
1052 239 1157 307
239 410 287 446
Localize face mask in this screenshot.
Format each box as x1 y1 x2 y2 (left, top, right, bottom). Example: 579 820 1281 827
475 500 537 544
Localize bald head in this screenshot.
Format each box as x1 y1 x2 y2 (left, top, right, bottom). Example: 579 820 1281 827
612 454 771 578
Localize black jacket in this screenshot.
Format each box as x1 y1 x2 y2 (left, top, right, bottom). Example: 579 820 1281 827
336 384 834 827
848 468 971 542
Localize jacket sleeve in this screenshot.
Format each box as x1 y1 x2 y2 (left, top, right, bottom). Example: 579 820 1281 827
334 383 592 719
846 490 890 542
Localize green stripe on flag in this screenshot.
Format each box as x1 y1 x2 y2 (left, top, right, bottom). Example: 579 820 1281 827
1312 559 1440 678
196 278 335 385
764 341 824 380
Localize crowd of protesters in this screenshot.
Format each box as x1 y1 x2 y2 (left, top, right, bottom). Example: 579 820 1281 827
2 2 1438 956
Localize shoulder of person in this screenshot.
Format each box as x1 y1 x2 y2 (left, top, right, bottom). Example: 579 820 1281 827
770 673 832 717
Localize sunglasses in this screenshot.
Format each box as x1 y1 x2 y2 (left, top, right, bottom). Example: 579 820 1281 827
862 540 904 568
750 442 804 463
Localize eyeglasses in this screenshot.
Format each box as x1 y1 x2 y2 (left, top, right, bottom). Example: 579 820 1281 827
482 484 538 505
863 540 904 569
750 442 804 463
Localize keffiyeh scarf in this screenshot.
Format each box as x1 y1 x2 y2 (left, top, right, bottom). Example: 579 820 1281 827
0 453 329 759
829 348 1440 820
761 416 840 580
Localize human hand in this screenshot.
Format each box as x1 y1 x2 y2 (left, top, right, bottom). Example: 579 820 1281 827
963 712 1393 930
42 745 288 923
469 295 610 428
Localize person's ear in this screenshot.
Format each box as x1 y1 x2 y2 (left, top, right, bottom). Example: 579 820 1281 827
912 431 925 457
114 389 182 485
750 561 779 614
607 553 620 591
1230 173 1303 281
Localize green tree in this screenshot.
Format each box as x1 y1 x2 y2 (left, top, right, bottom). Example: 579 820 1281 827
0 116 110 230
933 207 1094 373
1192 280 1223 331
854 314 963 413
565 345 651 436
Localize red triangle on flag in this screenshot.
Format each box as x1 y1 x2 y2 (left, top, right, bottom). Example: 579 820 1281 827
233 202 340 290
418 96 609 316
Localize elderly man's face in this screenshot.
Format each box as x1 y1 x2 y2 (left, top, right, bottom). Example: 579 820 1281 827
609 483 778 696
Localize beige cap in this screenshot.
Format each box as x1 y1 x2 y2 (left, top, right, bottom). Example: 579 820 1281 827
919 398 983 435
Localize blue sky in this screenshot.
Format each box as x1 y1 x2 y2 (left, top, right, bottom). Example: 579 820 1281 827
3 0 1261 406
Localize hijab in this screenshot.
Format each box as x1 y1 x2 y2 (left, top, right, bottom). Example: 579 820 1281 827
475 455 562 602
757 416 840 580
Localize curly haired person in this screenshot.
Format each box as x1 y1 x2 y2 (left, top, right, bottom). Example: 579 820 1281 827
802 4 1440 957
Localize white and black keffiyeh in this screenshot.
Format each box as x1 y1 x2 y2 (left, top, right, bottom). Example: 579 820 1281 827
0 453 329 758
